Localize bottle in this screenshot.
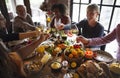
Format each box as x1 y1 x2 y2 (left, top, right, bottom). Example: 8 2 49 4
41 53 51 64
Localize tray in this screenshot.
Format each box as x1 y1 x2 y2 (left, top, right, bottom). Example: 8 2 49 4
93 50 113 63
24 61 44 74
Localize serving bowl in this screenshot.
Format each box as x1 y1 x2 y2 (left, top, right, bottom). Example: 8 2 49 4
50 61 62 72
93 50 113 63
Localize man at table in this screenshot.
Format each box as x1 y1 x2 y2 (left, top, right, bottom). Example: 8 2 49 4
57 3 104 50
13 5 36 33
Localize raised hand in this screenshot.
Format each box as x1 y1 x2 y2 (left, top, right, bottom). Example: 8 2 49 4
56 23 65 30
76 35 89 45
40 33 51 41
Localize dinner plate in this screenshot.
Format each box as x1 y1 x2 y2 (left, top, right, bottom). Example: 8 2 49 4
41 40 53 45
93 50 113 63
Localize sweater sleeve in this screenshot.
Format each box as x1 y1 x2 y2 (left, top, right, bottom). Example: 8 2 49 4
0 33 19 42
88 27 116 46
64 24 77 30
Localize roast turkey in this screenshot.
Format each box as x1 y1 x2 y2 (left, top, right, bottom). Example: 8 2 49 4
77 60 113 78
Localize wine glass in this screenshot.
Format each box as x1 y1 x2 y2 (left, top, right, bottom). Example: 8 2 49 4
67 24 79 44
70 24 79 35
60 30 67 41
61 35 67 41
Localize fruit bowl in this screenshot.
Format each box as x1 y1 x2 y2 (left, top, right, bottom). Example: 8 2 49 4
64 44 85 63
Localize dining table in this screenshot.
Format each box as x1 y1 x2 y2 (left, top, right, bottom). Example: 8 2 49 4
23 33 120 78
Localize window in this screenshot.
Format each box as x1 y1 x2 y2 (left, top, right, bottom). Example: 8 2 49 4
79 5 88 21
116 0 120 5
71 0 119 58
99 6 112 30
81 0 89 3
72 0 119 33
73 0 80 3
102 0 114 5
30 0 46 26
16 0 24 5
91 0 101 4
111 8 120 31
72 4 80 22
5 0 46 25
5 0 24 20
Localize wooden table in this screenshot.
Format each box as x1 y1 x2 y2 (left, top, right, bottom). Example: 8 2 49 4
23 53 120 78
23 37 120 78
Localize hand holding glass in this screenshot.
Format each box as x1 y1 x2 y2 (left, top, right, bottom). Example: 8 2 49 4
70 24 79 35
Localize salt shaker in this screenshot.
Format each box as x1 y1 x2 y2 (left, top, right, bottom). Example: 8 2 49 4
61 60 68 73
